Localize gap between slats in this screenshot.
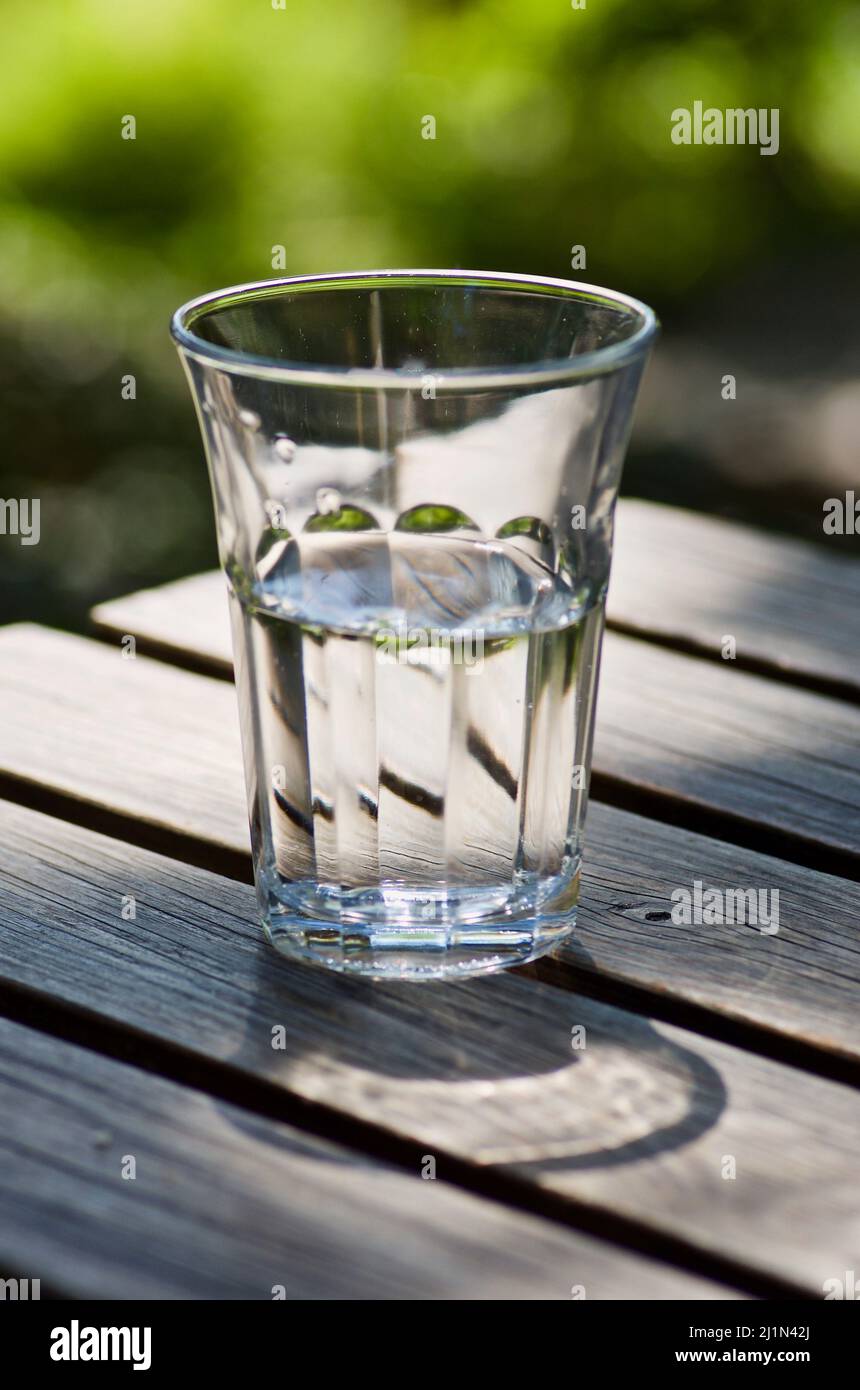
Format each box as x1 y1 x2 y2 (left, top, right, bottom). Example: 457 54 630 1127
1 793 856 1297
91 606 860 710
1 626 856 1089
0 971 802 1301
605 618 860 707
84 608 860 883
0 780 856 1092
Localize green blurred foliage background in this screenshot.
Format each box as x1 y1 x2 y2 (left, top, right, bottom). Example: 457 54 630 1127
1 0 858 626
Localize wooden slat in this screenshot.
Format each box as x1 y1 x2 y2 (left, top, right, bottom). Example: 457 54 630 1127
0 623 248 859
595 632 860 862
91 498 860 699
1 1017 713 1300
610 500 860 699
0 799 857 1294
571 808 860 1067
92 569 233 673
91 564 860 867
1 623 858 1067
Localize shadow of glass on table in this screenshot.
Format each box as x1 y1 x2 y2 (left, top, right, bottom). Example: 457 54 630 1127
207 941 727 1176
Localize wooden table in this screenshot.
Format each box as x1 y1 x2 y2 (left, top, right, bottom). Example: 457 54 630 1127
1 498 858 1299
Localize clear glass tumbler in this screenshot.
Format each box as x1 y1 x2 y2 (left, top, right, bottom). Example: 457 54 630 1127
171 270 656 980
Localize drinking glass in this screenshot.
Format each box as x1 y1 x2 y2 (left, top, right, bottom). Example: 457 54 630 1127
171 270 657 980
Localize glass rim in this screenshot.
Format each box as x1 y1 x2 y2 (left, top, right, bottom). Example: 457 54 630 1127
170 268 658 390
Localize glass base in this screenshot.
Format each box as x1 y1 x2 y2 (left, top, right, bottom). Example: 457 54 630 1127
259 868 579 980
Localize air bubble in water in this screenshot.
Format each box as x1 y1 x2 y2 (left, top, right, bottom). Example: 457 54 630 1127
274 435 296 461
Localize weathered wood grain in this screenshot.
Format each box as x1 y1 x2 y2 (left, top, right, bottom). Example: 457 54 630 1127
93 570 233 674
594 632 860 862
571 805 860 1067
1 1017 715 1300
0 624 249 859
1 624 858 1064
91 558 860 866
91 498 860 699
0 800 856 1294
610 500 860 699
